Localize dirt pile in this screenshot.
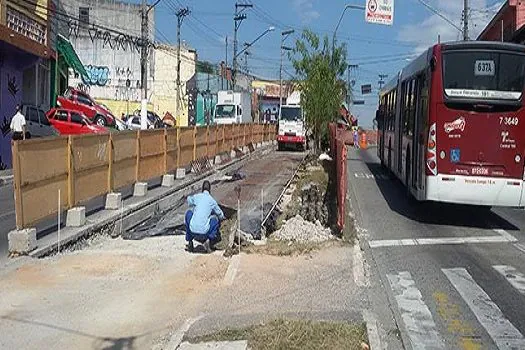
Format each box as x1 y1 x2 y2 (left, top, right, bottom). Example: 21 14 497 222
299 182 329 226
273 215 333 243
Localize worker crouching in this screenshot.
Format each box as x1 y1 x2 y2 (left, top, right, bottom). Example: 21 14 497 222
185 180 225 253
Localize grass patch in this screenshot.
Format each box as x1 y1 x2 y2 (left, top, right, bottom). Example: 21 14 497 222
187 319 369 350
243 239 341 256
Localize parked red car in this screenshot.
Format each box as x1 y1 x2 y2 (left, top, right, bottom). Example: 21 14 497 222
56 87 116 127
46 108 108 135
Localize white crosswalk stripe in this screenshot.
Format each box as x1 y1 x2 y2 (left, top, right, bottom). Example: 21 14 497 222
443 268 525 350
386 271 445 349
493 265 525 295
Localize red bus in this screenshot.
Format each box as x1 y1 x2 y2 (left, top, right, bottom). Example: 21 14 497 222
377 41 525 207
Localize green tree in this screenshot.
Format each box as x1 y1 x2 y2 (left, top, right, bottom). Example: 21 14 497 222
290 29 348 150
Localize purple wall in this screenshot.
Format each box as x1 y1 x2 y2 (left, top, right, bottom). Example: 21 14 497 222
0 42 39 169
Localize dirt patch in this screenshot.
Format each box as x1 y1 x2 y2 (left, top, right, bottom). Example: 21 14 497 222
159 254 229 298
186 319 369 350
244 239 342 257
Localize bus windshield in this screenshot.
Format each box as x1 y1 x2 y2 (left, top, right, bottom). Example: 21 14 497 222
215 105 235 119
443 51 525 101
280 107 302 121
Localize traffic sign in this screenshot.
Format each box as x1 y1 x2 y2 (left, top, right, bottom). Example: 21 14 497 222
365 0 394 26
361 84 372 94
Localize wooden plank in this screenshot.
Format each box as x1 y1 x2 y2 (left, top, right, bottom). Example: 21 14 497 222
179 127 194 168
12 141 23 229
163 129 168 174
21 175 67 228
135 130 140 182
67 136 74 207
176 127 181 168
18 137 68 185
107 133 114 193
193 126 197 161
195 126 207 160
113 158 137 189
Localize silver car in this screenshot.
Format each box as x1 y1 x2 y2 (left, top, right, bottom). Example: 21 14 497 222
21 105 59 138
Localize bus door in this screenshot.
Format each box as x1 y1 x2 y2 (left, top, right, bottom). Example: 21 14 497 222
413 74 427 190
397 83 406 175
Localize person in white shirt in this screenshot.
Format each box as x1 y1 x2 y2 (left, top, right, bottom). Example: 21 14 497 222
10 105 26 141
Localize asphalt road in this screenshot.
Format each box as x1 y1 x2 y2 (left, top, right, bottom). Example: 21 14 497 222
349 146 525 350
0 184 15 262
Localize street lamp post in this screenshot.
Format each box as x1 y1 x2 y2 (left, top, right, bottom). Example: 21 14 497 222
332 4 365 65
232 26 274 89
279 29 294 108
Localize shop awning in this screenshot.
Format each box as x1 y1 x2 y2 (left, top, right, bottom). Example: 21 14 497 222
57 34 88 81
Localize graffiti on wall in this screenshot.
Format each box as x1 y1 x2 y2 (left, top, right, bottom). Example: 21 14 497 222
82 65 110 86
7 74 19 98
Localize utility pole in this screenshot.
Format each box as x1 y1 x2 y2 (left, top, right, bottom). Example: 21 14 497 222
140 0 148 100
279 29 294 107
347 64 358 106
463 0 469 41
378 74 388 90
176 7 190 119
224 35 228 89
233 2 252 90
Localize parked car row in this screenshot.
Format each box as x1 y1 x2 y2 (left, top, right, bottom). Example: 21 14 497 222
17 87 171 138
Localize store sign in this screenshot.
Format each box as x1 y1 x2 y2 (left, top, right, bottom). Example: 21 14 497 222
365 0 394 26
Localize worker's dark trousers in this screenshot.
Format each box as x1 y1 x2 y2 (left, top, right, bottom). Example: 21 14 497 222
185 210 221 244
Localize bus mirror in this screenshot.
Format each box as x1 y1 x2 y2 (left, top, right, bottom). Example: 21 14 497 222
430 56 437 72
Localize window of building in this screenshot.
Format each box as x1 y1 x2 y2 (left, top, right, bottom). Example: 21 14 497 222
79 7 90 25
27 107 39 123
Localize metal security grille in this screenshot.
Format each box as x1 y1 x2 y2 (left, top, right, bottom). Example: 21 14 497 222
6 6 46 45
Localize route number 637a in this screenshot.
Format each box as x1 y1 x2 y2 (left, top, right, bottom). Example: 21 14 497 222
500 116 519 126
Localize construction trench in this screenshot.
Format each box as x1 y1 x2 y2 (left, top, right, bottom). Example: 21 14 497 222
120 150 307 245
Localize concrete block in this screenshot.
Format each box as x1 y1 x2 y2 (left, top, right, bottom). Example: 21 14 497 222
230 150 237 158
242 146 249 154
176 168 186 179
257 143 262 148
214 155 222 165
133 182 148 197
162 174 175 187
8 228 37 254
66 207 86 227
105 192 122 210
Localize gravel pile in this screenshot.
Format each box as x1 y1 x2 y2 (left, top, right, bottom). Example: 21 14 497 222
273 215 333 243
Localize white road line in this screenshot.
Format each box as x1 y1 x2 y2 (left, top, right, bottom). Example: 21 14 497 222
443 268 525 350
369 234 518 248
514 243 525 254
493 265 525 295
492 228 518 241
222 255 241 286
386 271 445 349
0 210 15 220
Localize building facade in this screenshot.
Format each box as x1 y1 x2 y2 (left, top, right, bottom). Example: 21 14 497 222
151 44 196 126
59 0 154 117
0 0 54 168
477 0 525 42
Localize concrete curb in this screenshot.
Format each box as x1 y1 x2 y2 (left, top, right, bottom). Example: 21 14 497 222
29 145 274 258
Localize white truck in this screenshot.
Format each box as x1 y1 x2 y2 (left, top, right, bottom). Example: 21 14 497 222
277 91 306 151
214 90 252 124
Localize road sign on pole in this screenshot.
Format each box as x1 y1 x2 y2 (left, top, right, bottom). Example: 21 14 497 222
361 84 372 94
365 0 394 26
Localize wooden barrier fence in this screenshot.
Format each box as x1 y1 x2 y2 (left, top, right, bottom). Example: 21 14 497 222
12 123 276 230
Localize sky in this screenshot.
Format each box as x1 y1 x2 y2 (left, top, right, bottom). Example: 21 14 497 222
153 0 503 128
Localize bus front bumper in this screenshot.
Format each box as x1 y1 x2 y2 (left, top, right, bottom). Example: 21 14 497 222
426 174 523 207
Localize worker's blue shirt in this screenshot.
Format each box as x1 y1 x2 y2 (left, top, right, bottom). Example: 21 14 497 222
187 191 225 234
